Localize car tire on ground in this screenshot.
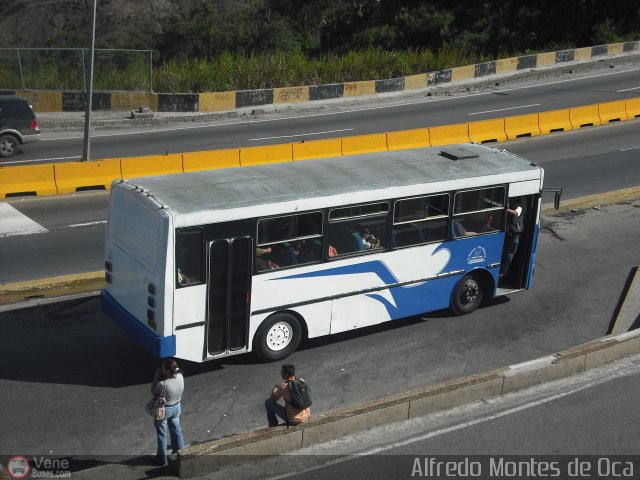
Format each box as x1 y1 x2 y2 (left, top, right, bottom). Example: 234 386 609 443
0 134 19 158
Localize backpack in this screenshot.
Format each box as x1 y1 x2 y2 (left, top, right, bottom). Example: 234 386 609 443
287 379 312 409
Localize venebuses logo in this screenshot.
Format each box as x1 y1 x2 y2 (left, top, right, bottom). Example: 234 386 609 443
7 456 30 479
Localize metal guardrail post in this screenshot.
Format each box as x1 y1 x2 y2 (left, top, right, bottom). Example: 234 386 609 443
17 49 25 90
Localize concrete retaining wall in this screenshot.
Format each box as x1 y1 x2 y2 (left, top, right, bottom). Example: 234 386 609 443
8 41 640 114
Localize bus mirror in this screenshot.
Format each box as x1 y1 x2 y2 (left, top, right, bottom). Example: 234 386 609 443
543 187 563 210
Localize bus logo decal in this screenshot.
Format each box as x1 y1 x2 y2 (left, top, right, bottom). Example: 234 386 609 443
467 246 486 264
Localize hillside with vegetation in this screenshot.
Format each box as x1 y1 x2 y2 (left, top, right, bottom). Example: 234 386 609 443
1 0 639 92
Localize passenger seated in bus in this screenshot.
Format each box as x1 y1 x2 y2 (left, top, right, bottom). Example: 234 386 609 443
482 212 497 232
453 213 495 238
267 243 300 267
296 240 319 263
328 245 338 257
177 268 194 285
256 247 279 271
361 230 381 249
452 221 476 238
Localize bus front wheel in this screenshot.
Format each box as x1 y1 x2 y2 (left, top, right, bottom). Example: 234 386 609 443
253 313 302 362
451 274 484 315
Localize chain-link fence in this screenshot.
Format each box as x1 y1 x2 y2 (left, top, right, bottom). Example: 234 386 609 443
0 48 153 91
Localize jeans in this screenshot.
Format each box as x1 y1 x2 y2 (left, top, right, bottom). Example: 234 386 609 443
501 233 520 275
154 402 184 463
265 397 288 427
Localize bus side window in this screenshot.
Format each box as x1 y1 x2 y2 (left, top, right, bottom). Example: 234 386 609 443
176 227 204 287
452 187 505 238
392 194 449 247
328 202 388 256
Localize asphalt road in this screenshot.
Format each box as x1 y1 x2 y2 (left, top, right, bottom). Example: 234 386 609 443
1 120 639 284
5 60 640 165
1 199 639 458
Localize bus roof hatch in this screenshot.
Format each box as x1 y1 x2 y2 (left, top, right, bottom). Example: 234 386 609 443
440 147 479 160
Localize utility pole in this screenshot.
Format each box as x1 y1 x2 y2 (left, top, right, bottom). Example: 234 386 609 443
82 0 97 162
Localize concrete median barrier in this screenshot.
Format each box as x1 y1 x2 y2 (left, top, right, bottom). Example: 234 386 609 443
120 154 184 178
570 104 601 128
428 123 470 146
386 128 430 150
54 159 122 193
341 133 388 156
239 144 293 166
538 108 573 134
182 149 240 171
598 100 629 123
0 163 57 198
292 138 342 161
626 98 640 119
468 118 507 144
505 113 541 139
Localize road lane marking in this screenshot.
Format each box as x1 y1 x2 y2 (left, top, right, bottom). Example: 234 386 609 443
469 104 541 116
249 128 354 141
1 156 81 166
68 220 107 228
0 203 49 238
617 86 640 92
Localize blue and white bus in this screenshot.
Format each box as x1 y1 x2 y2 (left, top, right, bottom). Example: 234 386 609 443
101 143 546 362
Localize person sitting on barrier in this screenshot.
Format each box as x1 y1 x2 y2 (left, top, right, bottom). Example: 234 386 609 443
264 364 311 427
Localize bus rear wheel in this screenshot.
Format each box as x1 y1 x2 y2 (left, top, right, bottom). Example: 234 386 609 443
253 313 302 362
451 274 484 315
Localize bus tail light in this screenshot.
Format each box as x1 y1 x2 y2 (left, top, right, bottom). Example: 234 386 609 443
147 309 156 329
147 282 157 329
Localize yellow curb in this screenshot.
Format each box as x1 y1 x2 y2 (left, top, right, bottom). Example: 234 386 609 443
0 271 104 306
542 186 640 214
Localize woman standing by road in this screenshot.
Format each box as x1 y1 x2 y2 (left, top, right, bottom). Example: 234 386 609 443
151 358 185 466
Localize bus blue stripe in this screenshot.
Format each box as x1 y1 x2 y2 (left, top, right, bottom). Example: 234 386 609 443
101 290 176 358
266 235 504 319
